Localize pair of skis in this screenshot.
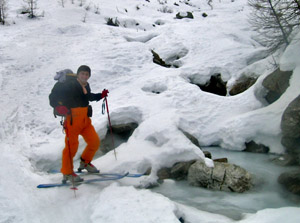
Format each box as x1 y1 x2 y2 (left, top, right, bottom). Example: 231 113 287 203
37 172 143 189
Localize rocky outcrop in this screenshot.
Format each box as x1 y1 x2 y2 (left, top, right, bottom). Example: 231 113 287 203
187 160 252 193
262 68 292 104
281 95 300 164
278 170 300 196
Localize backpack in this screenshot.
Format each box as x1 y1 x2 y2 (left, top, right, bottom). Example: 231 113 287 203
49 69 76 117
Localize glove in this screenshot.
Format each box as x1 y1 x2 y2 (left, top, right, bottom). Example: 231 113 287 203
101 89 109 98
55 105 69 116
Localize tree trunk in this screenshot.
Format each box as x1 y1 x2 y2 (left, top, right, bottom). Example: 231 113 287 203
267 0 290 46
0 4 4 25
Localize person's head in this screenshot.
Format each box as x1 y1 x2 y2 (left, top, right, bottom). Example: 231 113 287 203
77 65 91 84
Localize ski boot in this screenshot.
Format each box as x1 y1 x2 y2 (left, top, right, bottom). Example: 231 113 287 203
62 172 84 184
78 157 100 173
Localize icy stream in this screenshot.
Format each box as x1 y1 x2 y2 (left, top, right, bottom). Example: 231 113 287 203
152 147 300 220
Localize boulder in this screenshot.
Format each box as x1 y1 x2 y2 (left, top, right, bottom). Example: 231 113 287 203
244 141 269 153
170 160 196 180
187 160 252 193
281 94 300 164
278 170 300 196
262 68 292 104
229 77 257 96
156 160 197 181
157 167 171 180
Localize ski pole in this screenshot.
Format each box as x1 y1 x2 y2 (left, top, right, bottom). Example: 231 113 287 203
63 117 78 196
102 97 117 160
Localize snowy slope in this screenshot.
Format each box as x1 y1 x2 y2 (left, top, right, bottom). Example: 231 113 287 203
1 0 300 222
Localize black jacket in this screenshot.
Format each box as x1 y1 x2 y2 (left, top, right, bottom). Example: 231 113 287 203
49 78 102 109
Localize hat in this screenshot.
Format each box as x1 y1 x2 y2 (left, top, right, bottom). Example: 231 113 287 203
77 65 91 76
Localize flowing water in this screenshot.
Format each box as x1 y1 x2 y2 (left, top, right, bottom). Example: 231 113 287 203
152 147 300 220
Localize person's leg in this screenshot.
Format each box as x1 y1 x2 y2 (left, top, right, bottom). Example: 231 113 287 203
60 109 84 175
80 118 100 163
61 128 80 175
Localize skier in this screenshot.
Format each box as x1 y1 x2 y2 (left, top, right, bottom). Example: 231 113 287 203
49 65 109 183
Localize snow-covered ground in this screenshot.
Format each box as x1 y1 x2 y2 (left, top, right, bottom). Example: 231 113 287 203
1 0 300 222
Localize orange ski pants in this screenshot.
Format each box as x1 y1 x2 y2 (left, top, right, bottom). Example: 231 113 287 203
61 107 100 175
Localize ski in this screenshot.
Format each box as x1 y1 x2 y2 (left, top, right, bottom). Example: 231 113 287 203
37 172 129 189
48 169 144 178
77 172 144 178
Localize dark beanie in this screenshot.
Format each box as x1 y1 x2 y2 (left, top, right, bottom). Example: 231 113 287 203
77 65 91 76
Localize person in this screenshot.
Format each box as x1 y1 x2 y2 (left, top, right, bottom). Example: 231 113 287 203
49 65 109 183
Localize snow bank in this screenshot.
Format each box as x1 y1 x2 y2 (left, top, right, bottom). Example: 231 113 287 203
91 183 182 223
280 31 300 71
239 207 300 223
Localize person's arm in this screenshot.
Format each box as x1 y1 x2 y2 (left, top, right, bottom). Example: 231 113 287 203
88 85 109 102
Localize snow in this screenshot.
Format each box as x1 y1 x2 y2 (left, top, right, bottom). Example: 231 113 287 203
239 207 300 223
1 0 300 222
91 183 182 223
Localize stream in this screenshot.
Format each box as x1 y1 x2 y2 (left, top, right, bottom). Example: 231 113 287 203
41 132 300 221
152 147 300 221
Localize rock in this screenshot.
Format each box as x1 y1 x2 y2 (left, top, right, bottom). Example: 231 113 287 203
203 151 212 159
281 94 300 164
262 68 292 104
187 160 252 193
157 167 171 180
176 12 194 19
244 141 269 153
213 158 228 163
101 122 138 153
170 160 196 180
111 122 138 135
281 95 300 138
278 170 300 196
229 77 257 96
180 129 201 148
151 50 171 68
106 17 119 27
